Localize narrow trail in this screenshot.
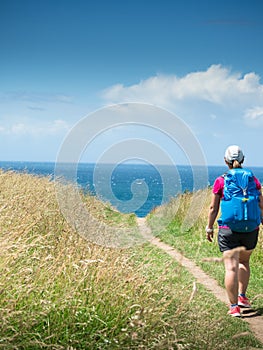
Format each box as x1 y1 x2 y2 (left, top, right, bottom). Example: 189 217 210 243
136 217 263 345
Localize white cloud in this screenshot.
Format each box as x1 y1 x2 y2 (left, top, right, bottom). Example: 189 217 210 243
210 114 217 120
244 106 263 126
0 119 70 136
98 65 263 167
0 91 73 104
102 65 263 107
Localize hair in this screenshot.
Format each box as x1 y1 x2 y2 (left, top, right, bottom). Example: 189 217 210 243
227 159 243 169
232 160 242 168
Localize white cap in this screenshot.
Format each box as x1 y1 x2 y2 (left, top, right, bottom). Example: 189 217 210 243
224 145 244 163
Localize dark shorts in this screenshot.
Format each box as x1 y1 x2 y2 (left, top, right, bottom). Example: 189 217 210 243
218 227 259 252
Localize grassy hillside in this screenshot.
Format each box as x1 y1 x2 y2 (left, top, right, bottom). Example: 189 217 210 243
0 171 262 349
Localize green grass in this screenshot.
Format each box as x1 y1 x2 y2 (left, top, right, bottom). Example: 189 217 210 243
0 171 262 349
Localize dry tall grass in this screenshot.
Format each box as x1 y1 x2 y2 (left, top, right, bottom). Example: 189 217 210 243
0 171 188 349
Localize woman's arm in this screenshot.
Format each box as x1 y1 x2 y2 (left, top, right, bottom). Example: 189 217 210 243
206 193 221 242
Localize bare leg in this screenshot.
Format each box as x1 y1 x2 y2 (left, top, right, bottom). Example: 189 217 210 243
238 249 253 294
223 250 239 305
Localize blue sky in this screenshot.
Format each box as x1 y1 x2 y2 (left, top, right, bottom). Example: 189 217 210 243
1 0 263 166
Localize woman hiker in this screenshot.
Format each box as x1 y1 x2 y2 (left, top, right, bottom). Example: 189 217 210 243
206 145 263 317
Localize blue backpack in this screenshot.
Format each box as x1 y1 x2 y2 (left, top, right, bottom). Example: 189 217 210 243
218 168 261 232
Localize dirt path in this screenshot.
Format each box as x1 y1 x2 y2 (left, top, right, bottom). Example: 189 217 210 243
136 217 263 345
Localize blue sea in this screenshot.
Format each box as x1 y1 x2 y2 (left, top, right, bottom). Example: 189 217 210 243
1 161 263 217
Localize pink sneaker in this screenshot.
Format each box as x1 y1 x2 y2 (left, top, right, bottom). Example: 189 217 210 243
228 305 241 317
238 295 251 308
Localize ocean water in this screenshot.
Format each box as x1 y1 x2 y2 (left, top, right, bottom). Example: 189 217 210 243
1 161 263 217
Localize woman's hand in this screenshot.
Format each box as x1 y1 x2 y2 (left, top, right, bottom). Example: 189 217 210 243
205 226 214 242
